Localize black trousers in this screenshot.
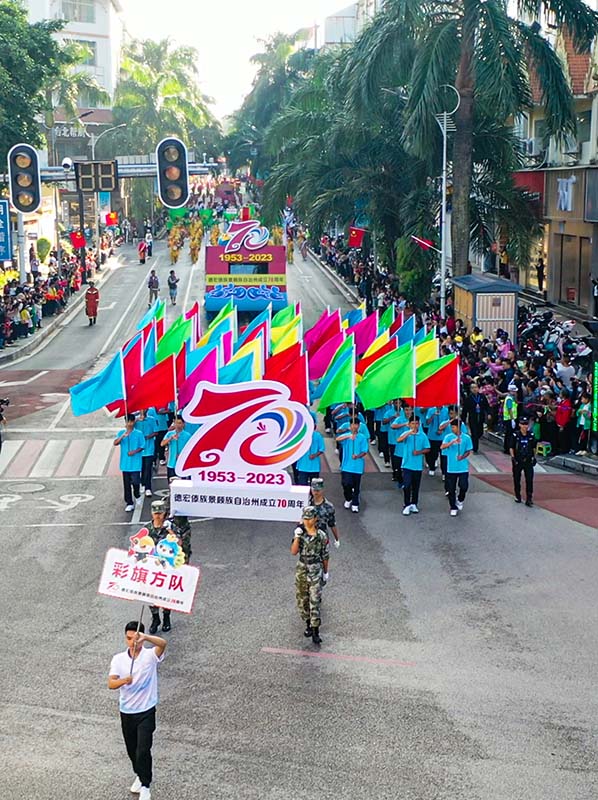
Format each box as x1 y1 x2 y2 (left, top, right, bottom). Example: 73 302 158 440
365 410 375 440
503 423 515 454
425 440 441 471
341 471 362 506
141 455 153 491
154 431 167 462
377 430 390 463
446 472 469 510
297 470 319 486
120 706 156 788
469 421 484 453
122 471 141 505
512 459 534 501
391 453 403 484
402 469 422 507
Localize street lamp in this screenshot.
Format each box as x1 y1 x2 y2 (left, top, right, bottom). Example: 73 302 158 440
435 85 460 320
85 123 126 263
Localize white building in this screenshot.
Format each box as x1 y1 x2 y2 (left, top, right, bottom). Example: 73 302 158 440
323 4 358 47
356 0 384 32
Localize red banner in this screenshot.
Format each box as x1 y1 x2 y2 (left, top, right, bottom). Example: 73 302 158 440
70 231 86 249
105 211 118 226
348 226 366 248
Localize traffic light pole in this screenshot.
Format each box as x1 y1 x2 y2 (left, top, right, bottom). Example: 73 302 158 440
17 211 26 283
78 188 87 285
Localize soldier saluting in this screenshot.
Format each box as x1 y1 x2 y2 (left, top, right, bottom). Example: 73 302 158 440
509 416 537 507
309 477 340 548
291 506 329 645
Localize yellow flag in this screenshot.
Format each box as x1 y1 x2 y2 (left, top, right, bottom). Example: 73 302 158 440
415 337 439 367
271 314 301 347
272 323 301 354
364 330 389 358
230 337 264 379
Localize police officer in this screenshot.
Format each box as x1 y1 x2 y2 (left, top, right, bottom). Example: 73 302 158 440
509 416 537 507
291 506 330 645
309 477 340 548
147 500 175 633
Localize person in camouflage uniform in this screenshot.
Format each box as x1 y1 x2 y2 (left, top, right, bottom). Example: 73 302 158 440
169 514 191 563
147 500 177 634
291 506 330 645
309 477 340 548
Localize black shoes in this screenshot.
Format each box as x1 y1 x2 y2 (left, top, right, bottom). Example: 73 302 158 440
162 611 171 632
149 615 160 635
525 499 533 507
304 623 313 638
514 497 522 504
311 627 322 645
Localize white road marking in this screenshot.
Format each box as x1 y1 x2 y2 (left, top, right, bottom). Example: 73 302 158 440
0 440 24 475
131 495 144 524
48 398 71 430
29 440 68 478
98 302 116 311
469 454 499 474
0 370 49 387
35 493 94 512
80 439 114 477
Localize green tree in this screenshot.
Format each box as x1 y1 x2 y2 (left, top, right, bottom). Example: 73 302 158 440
344 0 598 274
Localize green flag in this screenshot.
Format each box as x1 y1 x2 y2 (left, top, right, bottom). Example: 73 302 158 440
356 345 415 409
156 315 192 362
272 305 297 328
209 300 235 331
318 346 355 410
324 334 354 377
378 304 395 332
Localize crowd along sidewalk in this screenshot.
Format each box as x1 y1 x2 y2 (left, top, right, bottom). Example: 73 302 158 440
0 252 123 367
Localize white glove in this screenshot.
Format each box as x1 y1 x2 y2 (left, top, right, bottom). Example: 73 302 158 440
334 539 340 549
294 526 303 538
323 572 330 583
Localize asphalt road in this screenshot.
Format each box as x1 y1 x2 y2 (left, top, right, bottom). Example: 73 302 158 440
0 243 597 800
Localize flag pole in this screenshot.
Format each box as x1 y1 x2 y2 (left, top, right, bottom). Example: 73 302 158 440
129 604 145 676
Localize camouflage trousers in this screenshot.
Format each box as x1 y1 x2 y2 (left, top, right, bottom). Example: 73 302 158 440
295 564 322 627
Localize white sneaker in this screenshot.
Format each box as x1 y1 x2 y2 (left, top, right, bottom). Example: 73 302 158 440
410 504 419 513
428 469 435 476
138 788 151 800
325 427 332 434
456 500 464 511
145 489 153 497
334 539 340 549
343 500 351 509
450 509 458 516
402 506 411 516
351 505 359 513
130 776 142 793
135 495 144 505
378 451 384 458
124 504 134 512
159 459 166 465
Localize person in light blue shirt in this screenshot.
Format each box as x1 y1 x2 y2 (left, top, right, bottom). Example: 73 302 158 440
379 402 394 466
114 414 145 511
397 417 430 515
336 420 369 512
136 409 159 497
424 406 449 475
390 401 413 487
441 418 473 516
161 415 192 481
296 424 325 485
439 406 469 480
151 406 170 465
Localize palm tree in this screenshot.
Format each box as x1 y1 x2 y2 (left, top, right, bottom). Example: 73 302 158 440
344 0 598 275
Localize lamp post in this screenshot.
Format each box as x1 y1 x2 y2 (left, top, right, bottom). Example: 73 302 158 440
435 85 460 320
87 123 126 265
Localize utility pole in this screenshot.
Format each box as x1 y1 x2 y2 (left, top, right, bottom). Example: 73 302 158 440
17 212 26 283
435 85 460 320
78 188 87 284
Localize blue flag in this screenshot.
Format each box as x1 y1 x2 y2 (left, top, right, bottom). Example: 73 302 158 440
143 326 156 371
69 351 124 416
311 349 353 400
136 299 164 331
218 352 254 385
235 307 271 352
395 315 416 347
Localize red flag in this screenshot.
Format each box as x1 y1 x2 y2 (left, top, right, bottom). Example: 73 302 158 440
122 336 143 391
176 347 186 388
126 356 176 414
277 352 309 405
415 355 460 408
348 226 366 248
70 231 86 249
105 211 118 226
156 314 164 342
264 342 302 378
411 235 439 252
389 311 404 337
356 338 398 376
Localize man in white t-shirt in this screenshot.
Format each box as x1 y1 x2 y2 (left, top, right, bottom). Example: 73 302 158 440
108 620 167 800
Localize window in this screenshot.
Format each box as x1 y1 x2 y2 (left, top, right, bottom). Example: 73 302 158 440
74 39 97 66
577 110 592 143
61 0 95 24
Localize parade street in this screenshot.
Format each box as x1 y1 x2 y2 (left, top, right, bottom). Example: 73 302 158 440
1 244 597 800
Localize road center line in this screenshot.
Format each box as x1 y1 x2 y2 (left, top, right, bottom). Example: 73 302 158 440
260 647 416 667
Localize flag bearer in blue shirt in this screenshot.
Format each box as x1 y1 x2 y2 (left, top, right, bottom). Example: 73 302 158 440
398 417 430 516
336 419 369 513
441 419 473 516
114 414 145 512
161 416 192 481
296 421 325 485
424 405 448 475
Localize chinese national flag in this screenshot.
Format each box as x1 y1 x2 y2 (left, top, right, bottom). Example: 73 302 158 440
105 211 118 226
348 226 366 248
70 231 86 249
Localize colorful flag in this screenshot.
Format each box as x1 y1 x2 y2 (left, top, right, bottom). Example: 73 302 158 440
343 301 366 330
271 314 302 348
356 337 398 376
348 226 366 248
122 335 144 390
356 346 415 409
179 346 219 408
143 324 156 371
276 352 309 405
126 356 176 414
236 307 271 352
271 304 297 328
197 314 234 350
395 314 416 346
185 301 201 344
388 311 404 337
304 308 332 351
308 331 345 380
415 354 460 408
311 338 354 401
209 299 235 330
185 341 219 378
136 299 164 332
415 336 439 367
105 211 118 226
219 351 255 385
378 304 395 333
411 234 440 252
346 310 378 356
229 336 263 380
264 342 302 379
156 316 192 363
307 309 342 357
364 330 389 359
317 346 355 410
69 351 124 416
272 318 302 354
69 231 86 249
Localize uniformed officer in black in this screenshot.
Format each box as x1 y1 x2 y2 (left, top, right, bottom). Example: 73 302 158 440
509 416 537 507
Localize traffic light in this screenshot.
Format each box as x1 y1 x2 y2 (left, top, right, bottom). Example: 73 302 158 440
75 161 118 193
7 143 42 213
156 137 189 208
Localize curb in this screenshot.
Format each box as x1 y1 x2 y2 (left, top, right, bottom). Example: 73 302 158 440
306 249 360 305
486 428 597 476
0 254 122 367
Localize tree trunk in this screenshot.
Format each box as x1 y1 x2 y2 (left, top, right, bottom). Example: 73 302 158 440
451 9 476 277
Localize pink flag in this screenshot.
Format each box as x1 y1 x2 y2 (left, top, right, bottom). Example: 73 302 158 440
307 309 342 357
303 309 331 352
185 301 201 344
347 310 379 356
179 347 219 408
220 330 233 364
308 331 345 380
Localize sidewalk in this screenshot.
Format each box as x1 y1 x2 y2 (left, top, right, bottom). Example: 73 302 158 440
0 252 122 367
485 429 597 477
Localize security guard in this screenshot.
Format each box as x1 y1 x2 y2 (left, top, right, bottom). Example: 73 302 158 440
309 477 340 548
509 416 537 507
291 506 330 645
147 500 175 633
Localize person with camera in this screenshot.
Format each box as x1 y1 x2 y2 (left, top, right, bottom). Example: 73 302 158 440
291 506 330 645
509 417 537 507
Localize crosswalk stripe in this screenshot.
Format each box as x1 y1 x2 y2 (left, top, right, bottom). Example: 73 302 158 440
9 440 46 478
106 446 121 477
30 440 68 478
54 439 89 477
469 454 499 474
0 440 24 476
80 439 114 477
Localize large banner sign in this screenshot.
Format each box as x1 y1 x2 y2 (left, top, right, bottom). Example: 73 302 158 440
170 380 311 521
99 539 201 613
205 220 287 313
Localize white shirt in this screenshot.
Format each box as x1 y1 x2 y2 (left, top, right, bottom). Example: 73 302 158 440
109 646 164 714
